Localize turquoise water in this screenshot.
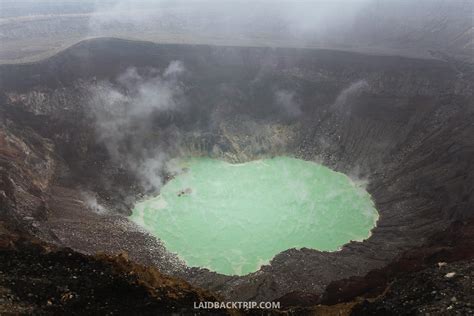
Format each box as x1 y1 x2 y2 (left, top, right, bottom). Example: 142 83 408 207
131 156 378 276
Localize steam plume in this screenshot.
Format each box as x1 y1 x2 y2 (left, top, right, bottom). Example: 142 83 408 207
87 61 187 191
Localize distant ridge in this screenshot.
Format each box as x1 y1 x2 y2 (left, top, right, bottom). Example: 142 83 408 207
0 37 450 91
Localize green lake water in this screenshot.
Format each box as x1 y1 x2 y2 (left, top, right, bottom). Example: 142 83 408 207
130 156 378 276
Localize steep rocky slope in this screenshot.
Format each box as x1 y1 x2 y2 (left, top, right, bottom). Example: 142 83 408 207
0 223 228 315
351 259 474 316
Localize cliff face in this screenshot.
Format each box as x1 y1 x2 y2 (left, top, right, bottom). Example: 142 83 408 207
0 38 473 303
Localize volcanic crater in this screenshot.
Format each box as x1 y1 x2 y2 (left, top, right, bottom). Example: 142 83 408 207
1 37 473 303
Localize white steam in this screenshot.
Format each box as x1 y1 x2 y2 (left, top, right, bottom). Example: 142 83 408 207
88 61 187 191
81 192 107 214
332 79 370 112
274 89 302 118
163 60 185 78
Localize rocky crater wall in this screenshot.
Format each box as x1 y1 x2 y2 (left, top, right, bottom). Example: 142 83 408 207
0 38 473 301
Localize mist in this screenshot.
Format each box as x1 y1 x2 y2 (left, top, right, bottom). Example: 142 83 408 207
81 191 107 214
274 89 302 118
87 61 187 191
84 0 473 58
332 79 370 112
1 0 472 63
